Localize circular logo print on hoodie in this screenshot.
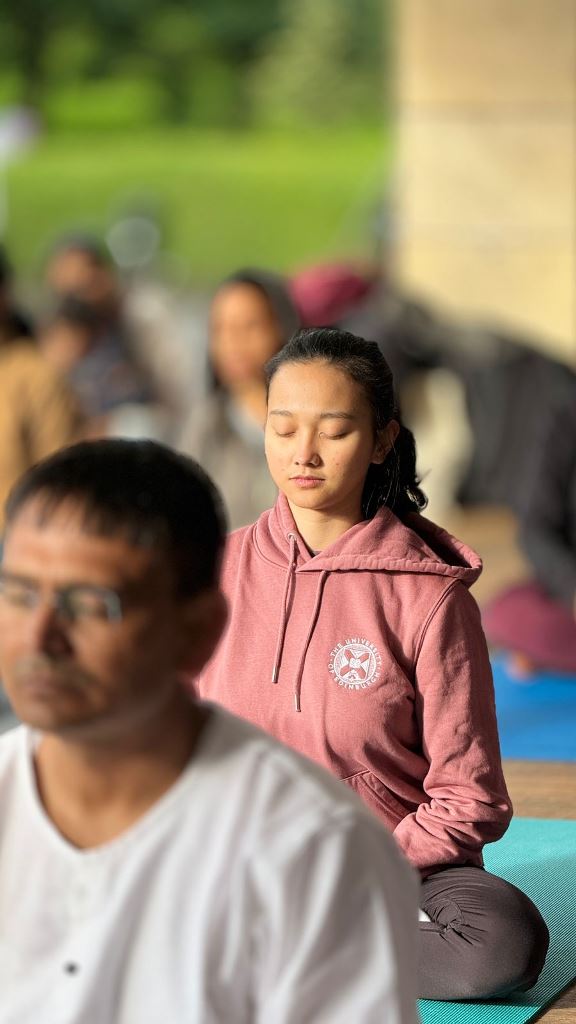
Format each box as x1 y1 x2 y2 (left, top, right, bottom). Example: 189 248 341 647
329 638 382 690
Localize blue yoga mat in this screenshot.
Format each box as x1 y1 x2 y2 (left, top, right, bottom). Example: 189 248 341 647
491 656 576 761
419 817 576 1024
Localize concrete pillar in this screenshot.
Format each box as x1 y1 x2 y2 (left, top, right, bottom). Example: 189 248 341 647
395 0 576 362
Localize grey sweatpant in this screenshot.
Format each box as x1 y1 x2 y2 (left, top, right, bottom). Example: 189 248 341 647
419 866 550 1000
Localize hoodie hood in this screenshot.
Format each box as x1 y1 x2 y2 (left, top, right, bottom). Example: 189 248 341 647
253 493 482 586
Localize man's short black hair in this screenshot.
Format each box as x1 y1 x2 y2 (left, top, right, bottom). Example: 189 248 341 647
5 440 227 599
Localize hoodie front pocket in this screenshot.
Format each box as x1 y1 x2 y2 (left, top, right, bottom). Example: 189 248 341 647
345 770 412 828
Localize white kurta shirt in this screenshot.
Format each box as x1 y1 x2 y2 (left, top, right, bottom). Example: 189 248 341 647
0 707 419 1024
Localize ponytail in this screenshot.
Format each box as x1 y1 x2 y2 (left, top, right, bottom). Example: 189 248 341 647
362 421 427 520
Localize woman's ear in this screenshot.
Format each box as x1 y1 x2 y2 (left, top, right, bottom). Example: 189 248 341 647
372 419 400 464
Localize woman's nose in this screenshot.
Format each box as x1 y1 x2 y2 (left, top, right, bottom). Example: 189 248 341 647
294 446 321 467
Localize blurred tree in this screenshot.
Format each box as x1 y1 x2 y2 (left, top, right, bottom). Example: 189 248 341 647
250 0 386 127
45 26 101 87
191 0 282 60
140 6 207 124
0 0 385 130
0 0 67 108
137 0 284 125
0 0 155 112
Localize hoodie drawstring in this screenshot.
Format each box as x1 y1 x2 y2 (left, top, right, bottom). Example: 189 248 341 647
271 533 298 684
293 570 328 713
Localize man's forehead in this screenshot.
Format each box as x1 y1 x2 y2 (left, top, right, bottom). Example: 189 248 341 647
7 495 90 532
3 499 165 584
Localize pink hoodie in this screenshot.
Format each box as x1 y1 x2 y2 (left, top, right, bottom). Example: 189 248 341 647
197 494 512 875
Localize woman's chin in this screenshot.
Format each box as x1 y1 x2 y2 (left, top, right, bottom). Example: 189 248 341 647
285 487 331 513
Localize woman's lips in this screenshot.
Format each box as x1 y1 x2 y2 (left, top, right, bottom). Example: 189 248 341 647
290 476 324 488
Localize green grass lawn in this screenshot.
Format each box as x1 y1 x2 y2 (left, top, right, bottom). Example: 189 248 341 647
3 126 388 286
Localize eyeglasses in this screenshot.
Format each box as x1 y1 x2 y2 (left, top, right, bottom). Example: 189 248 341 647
0 571 122 625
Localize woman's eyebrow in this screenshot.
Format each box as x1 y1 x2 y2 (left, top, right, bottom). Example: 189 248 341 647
268 410 357 420
319 411 357 421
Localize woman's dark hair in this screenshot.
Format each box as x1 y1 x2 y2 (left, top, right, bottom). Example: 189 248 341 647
265 327 427 520
209 268 299 391
5 440 226 599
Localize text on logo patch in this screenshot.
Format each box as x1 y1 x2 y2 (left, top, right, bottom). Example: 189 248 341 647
328 637 382 690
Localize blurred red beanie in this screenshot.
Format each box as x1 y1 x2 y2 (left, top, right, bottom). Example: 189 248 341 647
290 263 375 327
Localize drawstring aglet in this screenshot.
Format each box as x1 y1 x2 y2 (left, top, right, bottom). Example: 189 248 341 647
271 666 279 684
294 693 301 712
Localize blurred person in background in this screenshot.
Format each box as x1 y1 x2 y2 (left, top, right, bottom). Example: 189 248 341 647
0 249 82 533
45 236 172 440
46 235 121 321
0 247 82 733
483 398 576 677
294 264 576 524
336 271 576 518
179 269 299 529
0 247 35 344
0 439 419 1024
40 296 167 441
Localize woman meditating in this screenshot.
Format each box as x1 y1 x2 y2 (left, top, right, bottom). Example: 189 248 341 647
179 268 299 529
195 327 549 1001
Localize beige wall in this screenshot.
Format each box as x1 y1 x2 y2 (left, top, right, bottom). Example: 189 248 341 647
395 0 576 362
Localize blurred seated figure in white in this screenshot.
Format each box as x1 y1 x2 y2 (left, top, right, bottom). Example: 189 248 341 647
0 439 419 1024
179 269 299 529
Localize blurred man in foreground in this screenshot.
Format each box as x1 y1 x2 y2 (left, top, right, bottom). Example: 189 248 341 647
0 440 418 1024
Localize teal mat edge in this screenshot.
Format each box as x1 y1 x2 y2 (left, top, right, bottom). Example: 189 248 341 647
418 817 576 1024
